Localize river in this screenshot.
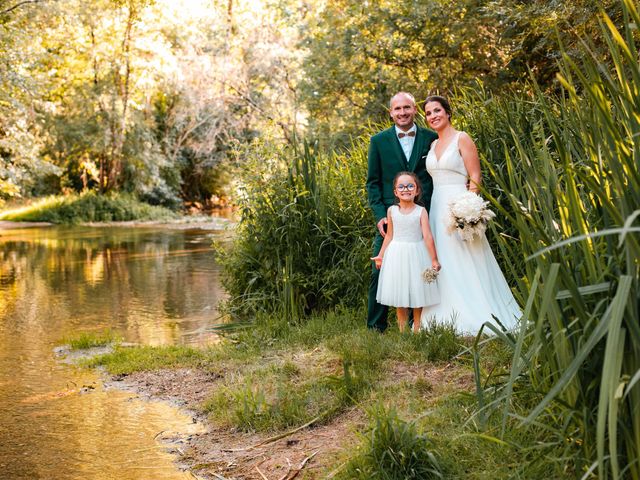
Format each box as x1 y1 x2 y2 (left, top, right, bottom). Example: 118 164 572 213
0 222 228 479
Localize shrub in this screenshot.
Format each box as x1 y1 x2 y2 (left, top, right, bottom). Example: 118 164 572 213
0 191 177 224
217 138 372 319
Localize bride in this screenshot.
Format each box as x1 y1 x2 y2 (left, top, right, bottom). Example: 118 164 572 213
420 95 521 333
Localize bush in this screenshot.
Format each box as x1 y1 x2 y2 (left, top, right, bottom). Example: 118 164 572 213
217 138 372 319
0 191 177 224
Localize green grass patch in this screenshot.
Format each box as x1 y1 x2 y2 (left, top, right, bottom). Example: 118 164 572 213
338 405 443 480
203 373 344 433
64 329 120 350
0 191 177 224
84 344 207 375
328 378 566 480
201 311 464 434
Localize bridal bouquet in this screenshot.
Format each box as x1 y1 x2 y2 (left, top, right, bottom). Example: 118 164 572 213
446 191 496 241
422 267 439 284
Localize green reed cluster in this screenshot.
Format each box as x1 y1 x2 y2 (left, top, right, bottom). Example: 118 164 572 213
217 137 372 320
457 1 639 477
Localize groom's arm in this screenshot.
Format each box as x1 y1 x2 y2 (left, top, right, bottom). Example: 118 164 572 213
366 136 388 223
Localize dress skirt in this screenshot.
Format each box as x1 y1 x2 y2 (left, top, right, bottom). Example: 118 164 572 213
376 239 440 309
420 183 521 332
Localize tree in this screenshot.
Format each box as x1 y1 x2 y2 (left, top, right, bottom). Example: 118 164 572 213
298 0 625 144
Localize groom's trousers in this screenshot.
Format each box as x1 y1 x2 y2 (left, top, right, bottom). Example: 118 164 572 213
367 233 389 332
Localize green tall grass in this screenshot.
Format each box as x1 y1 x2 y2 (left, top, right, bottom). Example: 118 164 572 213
218 138 372 320
340 405 442 480
460 2 639 477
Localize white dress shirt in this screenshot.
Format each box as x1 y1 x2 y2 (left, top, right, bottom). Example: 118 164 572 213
395 124 416 163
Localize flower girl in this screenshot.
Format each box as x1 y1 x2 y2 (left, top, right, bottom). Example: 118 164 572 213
371 172 441 333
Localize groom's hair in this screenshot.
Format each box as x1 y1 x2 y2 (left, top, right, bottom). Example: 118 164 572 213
389 92 416 108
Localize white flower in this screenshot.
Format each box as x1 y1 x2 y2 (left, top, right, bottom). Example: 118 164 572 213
446 192 496 241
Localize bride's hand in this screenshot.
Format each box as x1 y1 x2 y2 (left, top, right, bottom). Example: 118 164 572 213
432 259 441 271
371 255 383 269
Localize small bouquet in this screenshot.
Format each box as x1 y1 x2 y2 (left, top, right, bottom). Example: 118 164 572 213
446 191 496 241
422 267 439 284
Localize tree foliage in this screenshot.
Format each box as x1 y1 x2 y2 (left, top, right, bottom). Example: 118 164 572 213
0 0 303 204
0 0 628 202
299 0 624 142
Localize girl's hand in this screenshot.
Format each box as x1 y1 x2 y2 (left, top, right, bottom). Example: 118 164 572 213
371 255 383 269
432 259 441 271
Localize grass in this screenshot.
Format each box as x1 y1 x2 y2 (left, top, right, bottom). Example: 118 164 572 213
454 3 640 477
338 405 443 480
64 329 120 350
0 191 178 224
84 344 207 375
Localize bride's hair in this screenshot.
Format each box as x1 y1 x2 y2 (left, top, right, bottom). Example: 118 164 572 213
423 95 452 119
393 171 423 205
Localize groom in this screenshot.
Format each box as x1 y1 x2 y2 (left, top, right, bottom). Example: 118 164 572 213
366 92 438 332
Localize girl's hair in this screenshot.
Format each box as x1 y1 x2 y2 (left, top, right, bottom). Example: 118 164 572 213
423 95 452 119
393 171 423 205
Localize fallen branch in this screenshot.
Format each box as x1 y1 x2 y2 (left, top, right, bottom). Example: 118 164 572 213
255 466 270 480
222 415 322 452
287 450 319 480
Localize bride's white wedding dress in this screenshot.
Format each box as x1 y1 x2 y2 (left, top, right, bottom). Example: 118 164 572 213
421 132 521 333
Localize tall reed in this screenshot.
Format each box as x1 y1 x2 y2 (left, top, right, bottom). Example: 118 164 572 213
459 1 639 477
217 136 372 320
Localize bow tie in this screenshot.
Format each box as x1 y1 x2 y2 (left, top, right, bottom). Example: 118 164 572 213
398 131 415 138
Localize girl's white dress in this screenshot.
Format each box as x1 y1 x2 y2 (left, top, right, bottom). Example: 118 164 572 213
376 204 440 308
421 132 521 333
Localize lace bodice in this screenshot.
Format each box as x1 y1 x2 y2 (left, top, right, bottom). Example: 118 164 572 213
426 132 468 186
389 205 423 242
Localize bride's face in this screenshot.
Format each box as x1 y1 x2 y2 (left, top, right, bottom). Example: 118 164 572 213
424 101 450 131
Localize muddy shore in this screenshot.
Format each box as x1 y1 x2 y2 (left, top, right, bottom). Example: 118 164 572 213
103 364 472 480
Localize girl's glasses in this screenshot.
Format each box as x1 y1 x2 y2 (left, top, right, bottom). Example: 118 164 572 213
396 183 416 192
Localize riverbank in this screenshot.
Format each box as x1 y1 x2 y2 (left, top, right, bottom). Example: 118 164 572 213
0 220 53 229
82 311 550 479
0 216 233 232
105 362 472 479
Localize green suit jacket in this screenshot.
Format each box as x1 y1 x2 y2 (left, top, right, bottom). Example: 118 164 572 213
366 125 438 222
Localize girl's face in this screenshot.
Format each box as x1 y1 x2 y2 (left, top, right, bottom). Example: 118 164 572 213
424 101 450 131
394 174 418 202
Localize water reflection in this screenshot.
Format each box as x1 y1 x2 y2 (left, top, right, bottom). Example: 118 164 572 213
0 225 226 479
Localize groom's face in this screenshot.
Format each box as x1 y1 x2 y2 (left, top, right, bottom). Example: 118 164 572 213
389 95 417 130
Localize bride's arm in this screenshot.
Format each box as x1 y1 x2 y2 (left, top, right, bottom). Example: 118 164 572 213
420 209 440 271
459 132 481 193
